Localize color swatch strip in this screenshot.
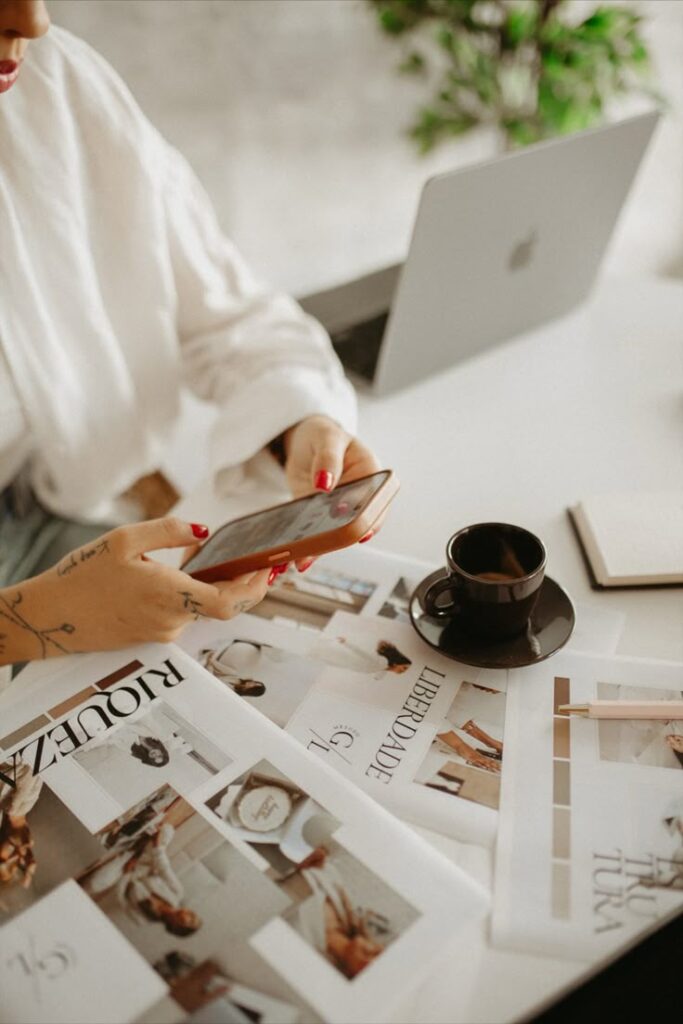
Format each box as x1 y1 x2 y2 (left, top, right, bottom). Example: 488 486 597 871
551 676 571 919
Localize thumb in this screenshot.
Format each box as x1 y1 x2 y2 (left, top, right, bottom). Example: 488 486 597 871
114 517 210 559
311 425 348 492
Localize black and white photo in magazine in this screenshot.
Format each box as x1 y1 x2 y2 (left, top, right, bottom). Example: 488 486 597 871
205 760 419 980
70 701 233 807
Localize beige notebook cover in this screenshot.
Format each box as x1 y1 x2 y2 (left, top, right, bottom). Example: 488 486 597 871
569 492 683 588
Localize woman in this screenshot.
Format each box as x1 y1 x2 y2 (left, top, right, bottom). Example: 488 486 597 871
81 821 202 936
76 716 189 767
0 2 382 675
0 757 42 887
285 845 386 979
200 639 273 698
309 634 412 678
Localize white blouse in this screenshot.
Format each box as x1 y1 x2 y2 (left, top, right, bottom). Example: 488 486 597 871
0 27 356 522
0 342 30 490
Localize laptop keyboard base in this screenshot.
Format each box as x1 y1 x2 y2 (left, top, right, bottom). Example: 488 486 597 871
330 312 389 382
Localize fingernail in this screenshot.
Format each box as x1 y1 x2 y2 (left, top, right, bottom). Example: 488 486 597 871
190 523 210 539
268 569 278 586
359 530 374 544
297 559 314 573
314 470 334 492
275 562 289 574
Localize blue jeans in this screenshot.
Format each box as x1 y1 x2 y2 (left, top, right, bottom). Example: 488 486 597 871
0 475 115 680
0 475 113 588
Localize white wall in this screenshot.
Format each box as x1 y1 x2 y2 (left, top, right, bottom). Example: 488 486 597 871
46 0 683 493
49 0 683 295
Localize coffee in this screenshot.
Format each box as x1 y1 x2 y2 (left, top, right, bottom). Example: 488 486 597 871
475 571 517 582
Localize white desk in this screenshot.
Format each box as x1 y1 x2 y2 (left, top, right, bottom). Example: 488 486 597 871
356 274 682 664
374 274 682 1023
169 274 683 1023
5 277 679 1024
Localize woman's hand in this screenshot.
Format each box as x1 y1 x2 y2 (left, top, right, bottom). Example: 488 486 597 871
281 416 385 568
0 518 270 665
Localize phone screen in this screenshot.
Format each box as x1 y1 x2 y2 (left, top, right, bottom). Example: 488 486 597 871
183 471 389 573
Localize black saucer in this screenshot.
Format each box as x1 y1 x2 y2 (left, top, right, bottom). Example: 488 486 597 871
410 570 575 669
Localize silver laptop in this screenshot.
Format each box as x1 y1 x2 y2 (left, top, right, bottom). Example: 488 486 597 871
299 111 659 395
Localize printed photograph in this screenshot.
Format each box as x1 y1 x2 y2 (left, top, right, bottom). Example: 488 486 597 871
638 796 683 891
306 632 412 681
154 951 302 1023
597 682 683 771
377 575 419 624
414 682 507 810
206 760 419 980
96 785 181 854
0 756 104 923
70 701 233 807
76 769 417 1021
198 637 324 728
192 616 413 732
251 564 376 630
78 786 316 1022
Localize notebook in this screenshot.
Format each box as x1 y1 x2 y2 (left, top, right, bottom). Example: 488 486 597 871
568 491 683 589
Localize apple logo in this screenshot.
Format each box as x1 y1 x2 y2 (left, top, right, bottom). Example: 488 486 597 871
508 230 537 271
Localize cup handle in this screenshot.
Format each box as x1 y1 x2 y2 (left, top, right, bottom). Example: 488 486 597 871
422 575 460 619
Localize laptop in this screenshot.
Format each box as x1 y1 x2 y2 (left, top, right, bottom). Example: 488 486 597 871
299 111 659 395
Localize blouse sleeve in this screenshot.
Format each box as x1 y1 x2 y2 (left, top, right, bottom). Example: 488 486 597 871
159 143 357 479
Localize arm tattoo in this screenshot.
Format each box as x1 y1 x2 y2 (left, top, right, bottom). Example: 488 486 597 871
0 592 76 658
233 599 256 614
179 591 204 620
57 539 110 577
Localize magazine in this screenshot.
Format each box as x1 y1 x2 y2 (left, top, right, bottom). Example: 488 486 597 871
180 547 624 847
183 608 507 847
492 651 683 961
0 644 486 1024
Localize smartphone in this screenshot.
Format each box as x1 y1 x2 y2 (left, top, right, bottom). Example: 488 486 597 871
182 469 399 583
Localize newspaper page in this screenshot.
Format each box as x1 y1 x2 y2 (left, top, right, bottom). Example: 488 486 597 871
182 608 507 847
179 547 624 848
492 650 683 961
0 644 486 1024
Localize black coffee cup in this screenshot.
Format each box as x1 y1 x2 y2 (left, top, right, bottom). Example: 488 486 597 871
422 523 546 641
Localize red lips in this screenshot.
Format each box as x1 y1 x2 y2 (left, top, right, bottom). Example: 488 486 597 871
0 61 19 75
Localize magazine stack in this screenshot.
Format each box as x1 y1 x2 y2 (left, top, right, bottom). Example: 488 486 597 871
1 544 681 1023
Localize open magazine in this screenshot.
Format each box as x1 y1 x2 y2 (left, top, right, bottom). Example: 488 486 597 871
180 546 624 848
0 643 486 1024
492 650 683 961
180 551 506 847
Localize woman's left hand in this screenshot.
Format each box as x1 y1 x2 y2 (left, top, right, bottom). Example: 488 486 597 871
282 415 385 567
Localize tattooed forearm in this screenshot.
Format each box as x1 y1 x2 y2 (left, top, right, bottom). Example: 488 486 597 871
179 591 204 620
57 539 110 577
0 592 76 658
233 599 256 614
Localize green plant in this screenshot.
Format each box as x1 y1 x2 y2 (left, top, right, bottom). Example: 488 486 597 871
368 0 657 151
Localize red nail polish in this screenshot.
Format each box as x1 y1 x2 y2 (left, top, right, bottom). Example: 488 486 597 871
314 470 334 492
191 523 209 539
275 563 289 574
297 559 314 573
359 530 374 544
268 569 278 586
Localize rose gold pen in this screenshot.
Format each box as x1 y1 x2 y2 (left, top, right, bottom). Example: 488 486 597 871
559 701 683 720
